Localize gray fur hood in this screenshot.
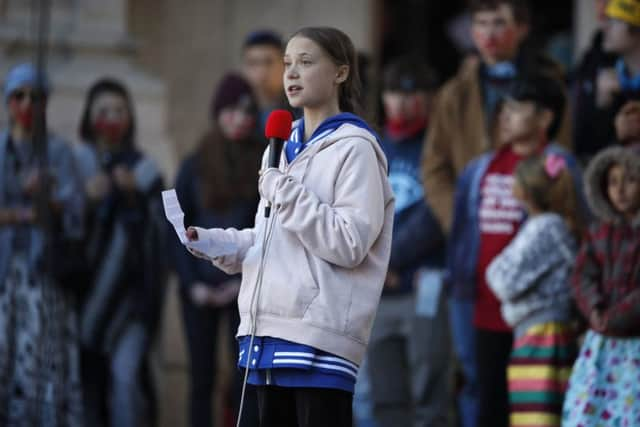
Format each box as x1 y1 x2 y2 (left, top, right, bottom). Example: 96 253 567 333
584 146 640 225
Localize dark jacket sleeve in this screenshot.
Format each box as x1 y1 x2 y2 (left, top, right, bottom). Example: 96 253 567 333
388 201 443 271
571 227 604 320
140 184 169 332
172 158 199 289
563 149 592 222
444 162 473 288
569 31 618 160
603 288 640 336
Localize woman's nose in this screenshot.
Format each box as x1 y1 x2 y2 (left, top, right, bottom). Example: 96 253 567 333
286 65 299 79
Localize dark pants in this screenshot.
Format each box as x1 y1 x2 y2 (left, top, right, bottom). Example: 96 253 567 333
367 293 452 427
81 324 157 427
255 386 353 427
81 349 109 427
475 328 513 427
180 289 258 427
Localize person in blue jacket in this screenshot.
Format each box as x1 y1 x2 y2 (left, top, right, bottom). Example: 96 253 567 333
365 56 452 427
0 63 84 427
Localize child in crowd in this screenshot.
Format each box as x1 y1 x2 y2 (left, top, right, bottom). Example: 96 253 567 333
446 73 583 427
487 153 583 427
562 146 640 426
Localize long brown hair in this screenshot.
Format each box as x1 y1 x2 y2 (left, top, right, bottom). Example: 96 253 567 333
515 154 584 239
290 27 362 115
196 126 262 211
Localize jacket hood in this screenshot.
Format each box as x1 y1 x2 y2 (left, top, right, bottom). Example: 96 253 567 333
327 122 388 175
584 146 640 225
290 113 380 144
289 117 388 175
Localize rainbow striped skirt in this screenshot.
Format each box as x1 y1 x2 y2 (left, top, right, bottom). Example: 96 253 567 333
507 322 576 427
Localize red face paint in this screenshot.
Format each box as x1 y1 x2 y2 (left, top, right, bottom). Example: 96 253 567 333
8 97 35 130
94 119 128 144
384 94 429 140
15 108 34 129
218 109 256 141
475 26 518 62
471 5 523 64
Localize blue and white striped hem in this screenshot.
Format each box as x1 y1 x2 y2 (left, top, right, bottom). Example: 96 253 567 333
271 351 358 379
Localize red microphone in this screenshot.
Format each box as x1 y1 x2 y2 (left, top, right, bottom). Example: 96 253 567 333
264 109 293 217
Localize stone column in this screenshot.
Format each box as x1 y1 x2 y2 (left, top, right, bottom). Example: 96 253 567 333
0 0 176 179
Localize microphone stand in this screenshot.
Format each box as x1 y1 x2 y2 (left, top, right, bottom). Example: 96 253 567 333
30 1 53 422
32 0 52 235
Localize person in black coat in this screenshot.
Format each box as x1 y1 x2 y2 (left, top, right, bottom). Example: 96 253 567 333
74 78 167 427
172 73 262 427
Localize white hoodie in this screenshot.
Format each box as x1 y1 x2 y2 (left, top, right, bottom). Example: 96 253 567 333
203 123 394 365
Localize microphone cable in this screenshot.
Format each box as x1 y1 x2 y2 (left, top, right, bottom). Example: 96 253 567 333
235 207 279 427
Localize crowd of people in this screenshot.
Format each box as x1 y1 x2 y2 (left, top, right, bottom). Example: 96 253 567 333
0 0 639 426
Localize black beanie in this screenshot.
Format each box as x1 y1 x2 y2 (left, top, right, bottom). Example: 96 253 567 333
211 73 257 118
383 56 439 93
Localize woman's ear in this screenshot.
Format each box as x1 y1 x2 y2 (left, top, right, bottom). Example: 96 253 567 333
335 65 349 85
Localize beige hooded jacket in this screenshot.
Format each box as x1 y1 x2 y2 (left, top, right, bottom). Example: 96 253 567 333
201 123 394 365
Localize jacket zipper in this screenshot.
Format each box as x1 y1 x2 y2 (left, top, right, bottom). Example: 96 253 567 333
266 368 272 385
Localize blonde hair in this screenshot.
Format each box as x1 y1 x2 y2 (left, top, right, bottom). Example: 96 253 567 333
515 154 584 239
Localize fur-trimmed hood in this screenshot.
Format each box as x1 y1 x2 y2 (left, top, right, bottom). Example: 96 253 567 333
584 146 640 225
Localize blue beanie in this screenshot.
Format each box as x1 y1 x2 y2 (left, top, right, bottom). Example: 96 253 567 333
4 63 50 103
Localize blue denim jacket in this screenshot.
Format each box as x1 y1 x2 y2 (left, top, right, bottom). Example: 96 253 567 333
0 129 84 285
445 143 586 300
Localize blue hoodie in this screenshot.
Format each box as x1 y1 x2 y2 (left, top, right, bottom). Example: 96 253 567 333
380 128 444 296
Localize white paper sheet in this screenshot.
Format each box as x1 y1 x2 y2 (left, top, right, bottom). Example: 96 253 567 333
162 189 237 258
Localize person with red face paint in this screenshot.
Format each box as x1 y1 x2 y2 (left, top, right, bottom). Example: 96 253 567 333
0 63 84 425
364 57 452 427
422 0 572 234
172 73 262 427
73 78 167 427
